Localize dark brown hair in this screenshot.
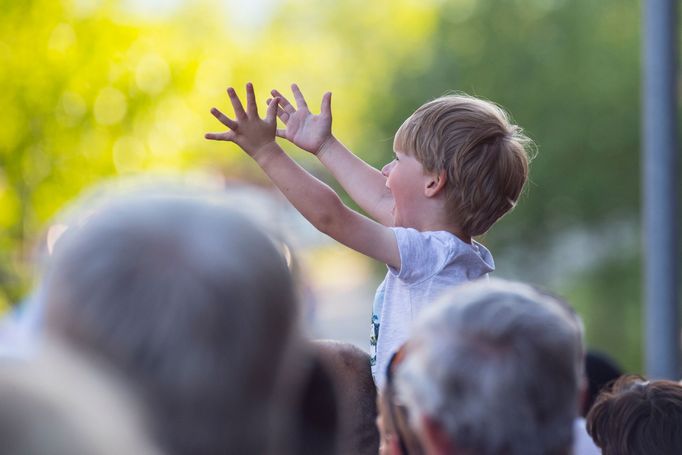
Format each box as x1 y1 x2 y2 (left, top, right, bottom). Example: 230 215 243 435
586 374 682 455
394 94 533 237
314 341 379 455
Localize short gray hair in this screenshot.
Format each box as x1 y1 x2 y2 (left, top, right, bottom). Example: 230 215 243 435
396 279 583 455
41 185 299 454
0 345 160 455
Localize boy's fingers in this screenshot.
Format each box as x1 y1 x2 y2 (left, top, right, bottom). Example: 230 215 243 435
267 98 289 122
245 82 258 117
265 96 278 122
277 106 289 123
227 87 246 120
276 128 287 138
291 84 308 111
210 107 238 130
272 89 296 114
321 92 332 117
205 131 236 142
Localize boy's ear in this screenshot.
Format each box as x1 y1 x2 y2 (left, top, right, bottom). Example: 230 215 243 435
424 170 447 198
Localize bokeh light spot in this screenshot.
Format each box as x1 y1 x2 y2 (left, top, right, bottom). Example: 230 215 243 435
94 87 127 125
113 136 147 173
135 53 171 95
56 91 87 126
48 23 77 53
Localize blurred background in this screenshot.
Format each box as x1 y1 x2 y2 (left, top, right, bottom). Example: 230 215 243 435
1 0 647 371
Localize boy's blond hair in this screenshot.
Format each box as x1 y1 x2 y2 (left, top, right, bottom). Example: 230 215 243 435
394 94 532 237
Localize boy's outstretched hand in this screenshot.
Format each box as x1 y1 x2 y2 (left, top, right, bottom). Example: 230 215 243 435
269 84 333 156
205 83 279 161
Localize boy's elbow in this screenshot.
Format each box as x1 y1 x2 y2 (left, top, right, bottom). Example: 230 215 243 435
313 194 346 236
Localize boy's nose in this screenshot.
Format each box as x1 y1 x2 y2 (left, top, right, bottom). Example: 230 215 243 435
381 161 394 177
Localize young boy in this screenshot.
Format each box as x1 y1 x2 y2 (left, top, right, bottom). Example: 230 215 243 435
206 83 531 386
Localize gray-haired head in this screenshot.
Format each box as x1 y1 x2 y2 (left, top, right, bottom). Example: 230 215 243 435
0 344 160 455
40 184 299 455
396 279 583 455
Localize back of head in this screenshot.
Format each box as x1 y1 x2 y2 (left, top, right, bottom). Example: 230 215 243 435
586 375 682 455
313 340 379 455
0 345 159 455
394 94 532 237
289 352 340 455
396 279 583 455
41 186 299 454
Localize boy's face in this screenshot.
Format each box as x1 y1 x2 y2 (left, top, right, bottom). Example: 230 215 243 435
381 149 429 228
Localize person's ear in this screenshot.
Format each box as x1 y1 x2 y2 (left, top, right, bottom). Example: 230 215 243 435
425 170 447 198
420 414 455 455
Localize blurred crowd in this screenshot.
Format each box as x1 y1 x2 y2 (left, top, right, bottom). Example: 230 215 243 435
0 182 680 455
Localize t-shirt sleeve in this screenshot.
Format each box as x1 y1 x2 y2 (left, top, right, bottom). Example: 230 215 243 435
388 227 459 284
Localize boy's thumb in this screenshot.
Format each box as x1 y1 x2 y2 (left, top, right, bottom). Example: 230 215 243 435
321 92 332 115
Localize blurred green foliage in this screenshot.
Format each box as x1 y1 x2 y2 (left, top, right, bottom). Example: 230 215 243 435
0 0 652 371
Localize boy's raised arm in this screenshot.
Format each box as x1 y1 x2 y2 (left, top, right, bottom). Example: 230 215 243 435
205 83 400 269
269 85 394 226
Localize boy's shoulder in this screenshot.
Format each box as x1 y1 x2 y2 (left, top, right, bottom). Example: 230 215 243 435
391 226 481 252
389 227 494 283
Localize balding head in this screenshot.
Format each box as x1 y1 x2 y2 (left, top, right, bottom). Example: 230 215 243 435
41 187 299 454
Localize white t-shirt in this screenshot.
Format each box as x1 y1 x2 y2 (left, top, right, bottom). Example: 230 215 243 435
573 418 601 454
370 227 494 387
